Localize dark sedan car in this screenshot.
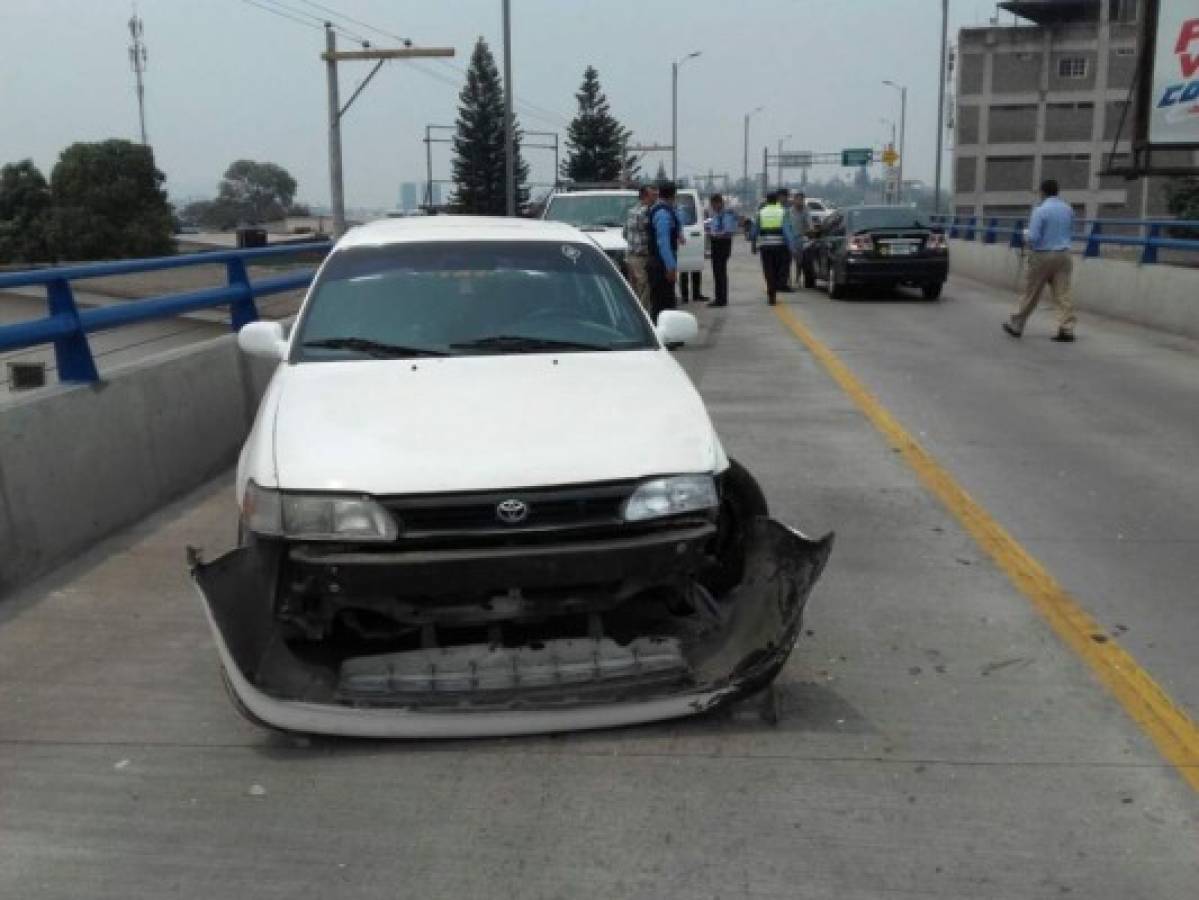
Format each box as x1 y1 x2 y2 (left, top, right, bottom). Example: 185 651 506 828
804 206 948 300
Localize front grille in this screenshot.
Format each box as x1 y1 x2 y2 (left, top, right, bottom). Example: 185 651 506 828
382 482 636 538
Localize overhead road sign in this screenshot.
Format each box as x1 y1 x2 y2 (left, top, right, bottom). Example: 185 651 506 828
841 148 873 166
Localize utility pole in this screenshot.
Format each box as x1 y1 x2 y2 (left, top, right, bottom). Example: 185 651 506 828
502 0 516 216
898 85 907 205
325 26 345 237
934 0 949 214
128 9 148 145
322 26 455 237
742 105 763 205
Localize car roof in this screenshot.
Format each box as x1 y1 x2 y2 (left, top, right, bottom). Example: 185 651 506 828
549 189 636 198
336 215 585 249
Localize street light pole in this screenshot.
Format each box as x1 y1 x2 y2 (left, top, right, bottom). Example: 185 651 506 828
672 51 701 181
742 105 763 205
884 80 907 204
502 0 515 216
777 134 792 188
935 0 949 214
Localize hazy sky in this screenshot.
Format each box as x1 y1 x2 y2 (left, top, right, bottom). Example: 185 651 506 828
2 0 1002 208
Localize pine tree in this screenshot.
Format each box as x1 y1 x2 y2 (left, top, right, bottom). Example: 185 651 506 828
654 160 668 183
451 38 529 215
562 66 638 183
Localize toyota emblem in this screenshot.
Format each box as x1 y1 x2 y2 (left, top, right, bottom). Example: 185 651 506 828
495 498 530 524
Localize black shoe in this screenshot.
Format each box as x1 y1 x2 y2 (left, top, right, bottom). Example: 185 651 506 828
707 300 727 307
695 294 711 301
767 293 776 306
1051 330 1075 342
1002 323 1022 338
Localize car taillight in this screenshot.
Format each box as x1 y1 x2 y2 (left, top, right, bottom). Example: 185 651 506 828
927 232 947 251
847 234 874 254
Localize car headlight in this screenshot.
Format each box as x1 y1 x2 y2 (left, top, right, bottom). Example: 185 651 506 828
623 475 718 522
242 481 398 541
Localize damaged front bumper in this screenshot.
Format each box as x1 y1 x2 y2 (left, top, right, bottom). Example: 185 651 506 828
189 519 832 738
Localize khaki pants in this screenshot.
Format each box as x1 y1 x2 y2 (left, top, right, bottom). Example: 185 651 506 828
1012 250 1076 334
625 254 651 313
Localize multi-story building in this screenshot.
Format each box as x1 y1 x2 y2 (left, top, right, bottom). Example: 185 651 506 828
952 0 1194 223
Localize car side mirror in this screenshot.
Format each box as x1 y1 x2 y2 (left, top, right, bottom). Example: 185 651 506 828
238 321 288 360
656 310 699 347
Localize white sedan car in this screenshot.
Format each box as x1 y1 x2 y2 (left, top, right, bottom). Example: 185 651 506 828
191 216 832 738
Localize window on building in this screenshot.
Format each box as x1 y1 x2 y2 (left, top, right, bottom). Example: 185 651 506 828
1109 0 1139 23
1058 57 1089 79
1115 47 1136 57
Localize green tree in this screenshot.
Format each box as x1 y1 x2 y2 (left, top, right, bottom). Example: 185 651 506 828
215 160 298 225
46 140 174 260
654 160 668 183
0 159 52 263
1165 177 1199 238
451 38 529 215
48 140 175 260
562 66 637 183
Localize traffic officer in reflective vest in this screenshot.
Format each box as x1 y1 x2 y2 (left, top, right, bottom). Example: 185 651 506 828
753 191 788 305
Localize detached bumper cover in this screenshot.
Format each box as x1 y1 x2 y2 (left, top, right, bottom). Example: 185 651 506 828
189 519 832 738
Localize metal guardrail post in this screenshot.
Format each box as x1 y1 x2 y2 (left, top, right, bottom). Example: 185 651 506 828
1142 223 1160 265
225 258 258 330
984 218 998 244
1009 219 1025 249
46 279 99 383
1084 221 1103 258
965 217 977 241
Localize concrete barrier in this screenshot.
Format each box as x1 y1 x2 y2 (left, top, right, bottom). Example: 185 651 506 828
0 335 276 595
949 240 1199 341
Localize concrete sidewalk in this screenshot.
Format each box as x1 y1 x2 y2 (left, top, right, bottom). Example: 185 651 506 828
1 249 1196 899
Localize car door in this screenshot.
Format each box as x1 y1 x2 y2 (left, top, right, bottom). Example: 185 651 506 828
819 213 844 276
674 190 705 273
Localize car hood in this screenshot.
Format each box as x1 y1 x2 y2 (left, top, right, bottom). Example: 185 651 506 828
579 228 627 252
268 352 721 494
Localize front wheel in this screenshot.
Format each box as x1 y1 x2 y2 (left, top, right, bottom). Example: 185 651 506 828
922 282 944 300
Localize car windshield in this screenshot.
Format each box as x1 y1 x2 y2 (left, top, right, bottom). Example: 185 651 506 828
293 240 656 361
543 194 636 229
675 194 699 226
848 208 930 230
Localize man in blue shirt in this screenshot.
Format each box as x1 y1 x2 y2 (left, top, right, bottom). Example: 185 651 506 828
1004 179 1078 342
704 193 738 307
645 181 681 322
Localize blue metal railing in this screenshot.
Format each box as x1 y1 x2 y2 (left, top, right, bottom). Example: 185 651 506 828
932 215 1199 264
0 242 330 383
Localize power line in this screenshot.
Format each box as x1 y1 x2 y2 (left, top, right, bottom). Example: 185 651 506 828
295 0 411 46
238 0 369 45
277 0 574 128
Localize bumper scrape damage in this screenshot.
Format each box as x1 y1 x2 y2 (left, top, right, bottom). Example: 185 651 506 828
189 475 832 738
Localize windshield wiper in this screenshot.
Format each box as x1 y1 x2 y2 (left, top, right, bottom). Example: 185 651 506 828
302 337 449 358
450 335 613 353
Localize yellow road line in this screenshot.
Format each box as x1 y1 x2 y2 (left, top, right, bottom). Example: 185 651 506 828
773 303 1199 792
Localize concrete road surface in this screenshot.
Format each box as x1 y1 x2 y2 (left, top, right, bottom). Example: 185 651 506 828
1 247 1196 898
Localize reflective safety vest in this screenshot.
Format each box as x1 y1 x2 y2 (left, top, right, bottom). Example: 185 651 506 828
757 203 786 245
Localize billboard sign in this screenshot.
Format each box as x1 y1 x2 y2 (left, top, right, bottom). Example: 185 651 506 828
1148 1 1199 145
778 152 813 168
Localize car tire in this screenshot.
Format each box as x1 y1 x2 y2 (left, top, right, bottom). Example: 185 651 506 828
922 282 944 300
826 261 846 300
